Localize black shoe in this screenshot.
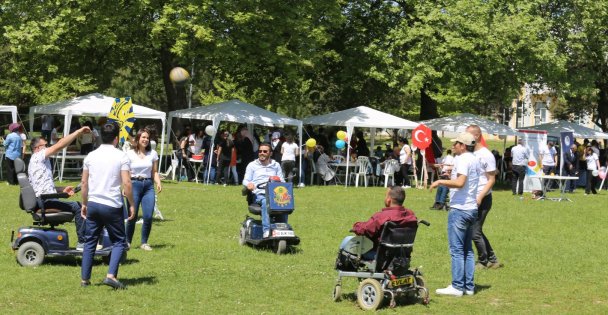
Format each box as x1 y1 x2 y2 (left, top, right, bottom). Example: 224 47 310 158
429 203 439 210
80 280 91 287
102 278 126 290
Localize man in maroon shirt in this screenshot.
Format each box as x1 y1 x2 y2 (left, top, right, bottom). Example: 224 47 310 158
340 186 417 260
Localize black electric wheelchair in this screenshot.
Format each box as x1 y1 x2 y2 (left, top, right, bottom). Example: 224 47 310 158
333 220 430 311
10 158 117 267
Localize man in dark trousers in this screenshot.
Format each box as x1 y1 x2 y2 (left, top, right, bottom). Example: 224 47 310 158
563 144 579 193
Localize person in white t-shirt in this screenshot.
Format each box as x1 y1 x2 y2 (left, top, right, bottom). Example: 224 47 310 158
584 146 600 195
539 141 558 189
430 149 454 210
466 124 503 270
280 134 299 182
80 122 135 289
125 128 162 251
398 138 413 188
430 132 480 297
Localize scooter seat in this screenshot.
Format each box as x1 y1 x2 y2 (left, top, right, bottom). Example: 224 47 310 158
32 211 74 226
248 204 262 215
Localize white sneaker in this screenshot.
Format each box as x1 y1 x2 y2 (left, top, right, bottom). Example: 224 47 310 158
136 218 143 225
465 290 474 296
263 230 270 238
436 285 463 297
402 185 411 189
297 183 305 188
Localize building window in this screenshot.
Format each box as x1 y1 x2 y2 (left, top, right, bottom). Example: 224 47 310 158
516 101 526 128
534 102 547 125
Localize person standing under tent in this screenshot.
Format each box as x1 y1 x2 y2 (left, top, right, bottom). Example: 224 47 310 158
41 115 54 142
466 125 503 270
4 123 23 185
281 134 299 182
80 122 135 289
398 138 412 189
539 141 557 188
431 132 481 297
510 138 528 196
235 125 255 183
216 130 234 185
270 131 283 163
125 128 162 251
563 144 579 193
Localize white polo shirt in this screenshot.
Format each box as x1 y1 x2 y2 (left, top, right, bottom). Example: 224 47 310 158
475 147 497 196
83 144 130 208
281 142 299 162
449 151 481 211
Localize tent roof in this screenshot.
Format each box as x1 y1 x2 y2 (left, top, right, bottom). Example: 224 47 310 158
29 93 165 121
519 120 608 139
302 106 418 130
168 99 302 127
420 113 519 136
0 105 18 123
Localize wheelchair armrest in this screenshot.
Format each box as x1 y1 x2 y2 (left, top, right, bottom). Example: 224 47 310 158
39 192 69 200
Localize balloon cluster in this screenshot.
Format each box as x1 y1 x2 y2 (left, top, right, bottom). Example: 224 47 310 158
599 166 606 180
335 130 348 149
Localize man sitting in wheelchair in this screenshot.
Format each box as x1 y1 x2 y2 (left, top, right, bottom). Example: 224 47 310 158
338 186 417 269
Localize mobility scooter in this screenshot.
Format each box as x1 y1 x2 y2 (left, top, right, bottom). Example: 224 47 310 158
10 158 122 267
239 178 300 254
333 220 430 311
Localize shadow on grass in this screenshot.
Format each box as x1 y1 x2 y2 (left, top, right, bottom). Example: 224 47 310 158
473 283 492 293
122 276 158 287
249 244 302 255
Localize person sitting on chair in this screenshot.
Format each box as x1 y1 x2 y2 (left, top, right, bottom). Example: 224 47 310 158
28 126 92 250
340 186 417 260
242 142 285 238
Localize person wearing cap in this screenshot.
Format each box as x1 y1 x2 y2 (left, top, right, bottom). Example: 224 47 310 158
430 132 481 297
4 123 23 185
466 125 503 270
28 126 92 249
510 138 528 196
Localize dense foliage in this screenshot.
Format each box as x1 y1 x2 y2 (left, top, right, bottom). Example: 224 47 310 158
1 0 606 129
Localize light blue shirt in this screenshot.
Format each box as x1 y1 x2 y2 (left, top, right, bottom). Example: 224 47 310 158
242 159 284 195
511 144 528 166
4 132 22 160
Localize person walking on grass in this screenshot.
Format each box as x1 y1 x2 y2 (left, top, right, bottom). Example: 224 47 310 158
430 132 480 297
466 125 503 270
80 123 135 290
125 128 162 251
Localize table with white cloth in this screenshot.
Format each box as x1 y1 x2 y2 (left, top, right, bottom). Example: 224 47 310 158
529 174 579 202
189 158 205 183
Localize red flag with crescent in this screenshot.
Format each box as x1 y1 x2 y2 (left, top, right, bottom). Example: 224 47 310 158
412 124 432 150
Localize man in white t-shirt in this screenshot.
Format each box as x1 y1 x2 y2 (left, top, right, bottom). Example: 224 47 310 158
466 125 503 270
430 132 480 297
280 135 299 182
398 138 413 188
28 126 92 249
539 141 558 189
80 122 135 289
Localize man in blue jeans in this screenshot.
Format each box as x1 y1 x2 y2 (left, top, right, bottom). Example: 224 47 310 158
243 142 284 238
80 123 135 289
430 132 480 297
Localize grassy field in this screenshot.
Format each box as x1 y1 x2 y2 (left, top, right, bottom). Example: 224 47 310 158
1 180 608 314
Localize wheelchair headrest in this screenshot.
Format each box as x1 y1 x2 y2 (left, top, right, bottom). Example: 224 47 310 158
14 158 26 174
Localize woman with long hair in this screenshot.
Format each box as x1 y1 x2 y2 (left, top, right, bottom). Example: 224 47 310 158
126 128 162 251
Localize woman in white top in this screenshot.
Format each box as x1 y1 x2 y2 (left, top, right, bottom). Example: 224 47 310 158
584 146 600 195
281 134 299 182
125 128 162 251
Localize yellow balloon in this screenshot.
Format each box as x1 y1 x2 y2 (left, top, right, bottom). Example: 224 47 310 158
337 130 346 140
306 138 317 148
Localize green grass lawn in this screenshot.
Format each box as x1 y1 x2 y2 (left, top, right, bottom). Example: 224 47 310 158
1 180 608 314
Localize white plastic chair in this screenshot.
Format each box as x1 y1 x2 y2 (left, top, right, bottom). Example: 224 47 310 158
383 159 400 187
159 150 181 180
352 156 371 187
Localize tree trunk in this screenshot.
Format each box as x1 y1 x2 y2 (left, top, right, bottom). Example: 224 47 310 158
160 44 188 113
596 81 608 132
419 85 439 120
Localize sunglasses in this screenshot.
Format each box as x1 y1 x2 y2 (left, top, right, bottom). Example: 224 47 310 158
258 149 269 153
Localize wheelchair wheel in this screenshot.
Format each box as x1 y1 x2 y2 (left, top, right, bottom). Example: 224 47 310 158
275 240 287 255
415 276 430 305
332 284 342 302
17 241 45 267
357 278 384 311
238 227 246 246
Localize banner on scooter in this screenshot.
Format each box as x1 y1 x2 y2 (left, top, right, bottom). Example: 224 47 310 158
266 182 294 211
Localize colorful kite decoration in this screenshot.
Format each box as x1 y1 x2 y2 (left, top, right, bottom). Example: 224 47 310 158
108 97 135 146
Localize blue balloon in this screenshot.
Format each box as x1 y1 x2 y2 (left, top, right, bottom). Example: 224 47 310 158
336 139 346 149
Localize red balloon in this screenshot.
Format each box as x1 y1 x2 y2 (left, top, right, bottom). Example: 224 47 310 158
412 124 432 150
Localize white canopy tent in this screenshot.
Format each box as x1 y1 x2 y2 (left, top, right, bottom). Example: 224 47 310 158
302 106 419 186
519 120 608 139
419 113 520 136
29 93 167 181
167 99 303 184
0 105 19 124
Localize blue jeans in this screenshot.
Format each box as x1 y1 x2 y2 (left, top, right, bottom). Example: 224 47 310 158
81 201 127 280
255 194 287 233
42 199 86 243
126 179 155 244
202 164 216 184
447 207 477 292
435 185 449 204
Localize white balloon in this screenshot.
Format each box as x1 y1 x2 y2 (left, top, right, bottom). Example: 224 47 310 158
205 125 216 136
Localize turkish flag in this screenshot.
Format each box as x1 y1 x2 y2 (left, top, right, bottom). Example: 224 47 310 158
412 124 432 150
